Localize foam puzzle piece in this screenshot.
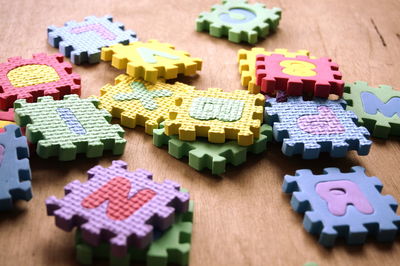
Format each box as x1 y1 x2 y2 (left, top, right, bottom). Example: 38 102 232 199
0 108 16 130
101 40 202 83
163 87 264 146
283 167 400 247
256 54 344 98
196 0 281 44
238 48 316 94
265 97 371 159
343 81 400 138
0 124 32 210
75 199 194 266
153 123 272 175
0 53 81 110
46 160 189 257
98 74 194 134
48 15 138 65
14 94 126 161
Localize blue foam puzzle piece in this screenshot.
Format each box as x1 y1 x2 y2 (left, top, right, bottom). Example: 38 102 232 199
0 124 32 210
282 167 400 247
48 15 138 64
265 97 371 159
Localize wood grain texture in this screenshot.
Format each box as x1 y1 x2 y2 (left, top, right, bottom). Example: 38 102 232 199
0 0 399 265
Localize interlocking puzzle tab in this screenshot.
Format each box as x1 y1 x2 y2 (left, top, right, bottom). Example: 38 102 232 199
14 94 126 161
98 74 194 134
46 160 190 257
283 167 400 247
196 0 281 44
75 200 194 266
255 54 344 98
238 48 315 94
0 124 32 211
153 124 272 175
0 108 16 131
164 88 265 146
48 15 138 65
265 97 371 159
0 53 81 110
101 40 202 83
344 81 400 138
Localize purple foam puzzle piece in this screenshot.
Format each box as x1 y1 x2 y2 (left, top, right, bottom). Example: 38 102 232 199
45 160 189 257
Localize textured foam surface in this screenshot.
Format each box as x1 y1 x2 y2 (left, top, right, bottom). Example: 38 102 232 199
48 15 138 64
238 48 315 94
0 124 32 210
98 74 194 134
196 0 281 44
164 87 265 146
153 124 272 175
101 40 202 83
14 94 126 161
0 53 81 110
283 167 400 247
265 97 371 159
256 54 344 97
46 160 189 257
344 81 400 138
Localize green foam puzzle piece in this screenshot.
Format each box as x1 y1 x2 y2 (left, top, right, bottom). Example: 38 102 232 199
75 200 194 266
196 0 281 44
153 124 272 175
343 81 400 138
14 94 126 160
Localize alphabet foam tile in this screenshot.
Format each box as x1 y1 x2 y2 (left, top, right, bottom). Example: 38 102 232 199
238 48 316 94
75 200 194 266
343 81 400 138
46 160 190 257
164 87 264 146
14 94 126 161
48 15 138 65
0 108 16 130
256 54 344 98
98 74 194 134
0 53 81 110
196 0 281 44
153 124 272 175
0 124 32 211
265 97 371 159
101 40 202 83
283 167 400 247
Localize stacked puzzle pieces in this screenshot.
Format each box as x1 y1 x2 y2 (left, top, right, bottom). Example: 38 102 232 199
0 0 399 265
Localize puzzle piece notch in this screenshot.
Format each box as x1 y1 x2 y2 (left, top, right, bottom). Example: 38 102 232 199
48 15 138 64
75 199 194 266
0 53 81 110
237 48 315 94
164 87 265 146
265 97 371 159
98 74 194 134
101 40 202 83
14 94 126 161
255 54 344 98
0 124 32 210
343 81 400 138
153 124 272 175
283 167 400 247
196 0 282 44
46 160 190 257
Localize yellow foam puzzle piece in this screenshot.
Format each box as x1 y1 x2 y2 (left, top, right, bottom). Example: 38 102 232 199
164 88 265 146
7 64 60 87
0 120 16 128
101 40 202 83
97 74 194 135
238 48 316 94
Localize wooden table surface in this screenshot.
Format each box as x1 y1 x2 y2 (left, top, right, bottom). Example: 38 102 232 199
1 0 399 265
